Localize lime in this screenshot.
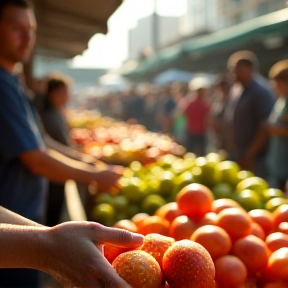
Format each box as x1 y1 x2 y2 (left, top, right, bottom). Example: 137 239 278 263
206 152 221 164
123 168 134 178
141 195 166 215
237 189 262 211
157 154 178 169
265 197 288 212
237 177 269 194
158 171 175 196
171 159 186 175
111 195 129 212
114 212 129 222
184 152 196 160
217 161 240 187
126 204 140 218
195 157 221 187
175 171 196 191
91 203 115 225
212 183 234 200
95 193 113 205
120 177 146 203
262 189 284 202
130 161 143 175
237 170 254 182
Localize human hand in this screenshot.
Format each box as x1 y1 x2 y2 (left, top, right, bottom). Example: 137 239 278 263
44 222 144 288
94 168 123 193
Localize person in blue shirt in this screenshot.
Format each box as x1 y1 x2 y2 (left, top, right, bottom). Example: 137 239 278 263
0 0 127 287
266 60 288 191
225 51 275 178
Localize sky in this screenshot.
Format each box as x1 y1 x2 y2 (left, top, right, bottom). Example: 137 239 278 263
71 0 187 69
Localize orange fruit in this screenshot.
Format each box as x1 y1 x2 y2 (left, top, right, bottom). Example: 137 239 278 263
197 212 218 227
273 205 288 227
104 244 130 264
131 213 149 229
215 208 252 241
212 198 240 214
267 248 288 280
277 222 288 234
263 281 288 288
138 216 170 236
169 215 197 241
112 250 162 288
163 240 215 288
248 209 274 236
266 232 288 253
113 219 138 233
191 225 232 260
214 255 247 288
232 235 270 275
176 183 214 220
139 233 175 270
155 202 182 223
251 222 265 241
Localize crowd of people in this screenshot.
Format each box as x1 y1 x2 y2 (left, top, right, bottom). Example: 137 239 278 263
0 0 288 288
95 53 288 191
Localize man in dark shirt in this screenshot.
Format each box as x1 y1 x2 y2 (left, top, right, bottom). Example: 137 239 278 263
225 51 275 178
0 0 124 286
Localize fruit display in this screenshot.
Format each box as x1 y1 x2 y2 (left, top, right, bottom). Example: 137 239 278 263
66 110 186 165
90 152 288 226
102 182 288 288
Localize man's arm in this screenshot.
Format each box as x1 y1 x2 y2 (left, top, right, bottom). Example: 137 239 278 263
269 125 288 137
19 148 121 192
0 206 143 287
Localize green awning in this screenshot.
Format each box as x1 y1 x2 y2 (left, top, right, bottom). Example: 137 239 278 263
123 8 288 79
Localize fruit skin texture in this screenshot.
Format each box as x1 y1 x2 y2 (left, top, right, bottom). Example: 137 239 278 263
214 255 247 288
273 204 288 227
190 225 232 260
112 250 162 288
169 216 197 241
267 248 288 280
212 198 240 214
139 233 175 270
232 235 270 275
215 208 252 241
177 183 214 220
138 216 170 236
155 202 182 223
162 240 215 288
265 232 288 253
251 222 266 240
104 244 130 264
248 209 274 236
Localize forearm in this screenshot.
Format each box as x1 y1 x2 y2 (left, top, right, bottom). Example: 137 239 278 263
0 224 49 270
0 206 42 227
270 126 288 137
245 124 269 158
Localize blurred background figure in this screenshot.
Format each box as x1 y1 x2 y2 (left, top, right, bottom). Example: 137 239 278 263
184 77 211 156
143 88 159 132
266 60 288 190
41 73 73 227
224 51 275 178
211 74 232 151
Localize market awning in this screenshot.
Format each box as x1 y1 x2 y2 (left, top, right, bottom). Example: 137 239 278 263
32 0 123 58
123 8 288 80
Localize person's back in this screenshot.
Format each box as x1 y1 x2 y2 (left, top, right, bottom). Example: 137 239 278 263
225 51 275 177
266 60 288 190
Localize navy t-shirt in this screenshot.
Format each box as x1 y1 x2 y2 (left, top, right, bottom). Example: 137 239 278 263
0 67 46 223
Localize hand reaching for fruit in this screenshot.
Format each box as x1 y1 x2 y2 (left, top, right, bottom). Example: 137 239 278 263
45 222 144 288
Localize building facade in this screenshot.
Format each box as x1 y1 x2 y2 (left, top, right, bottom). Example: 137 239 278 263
128 14 180 60
218 0 287 28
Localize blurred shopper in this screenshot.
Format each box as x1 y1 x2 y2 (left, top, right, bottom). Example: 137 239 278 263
158 85 177 134
0 1 123 287
184 77 211 156
41 74 73 227
225 51 275 177
171 84 187 144
211 74 232 150
0 206 143 288
123 88 145 124
266 60 288 190
143 90 158 131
